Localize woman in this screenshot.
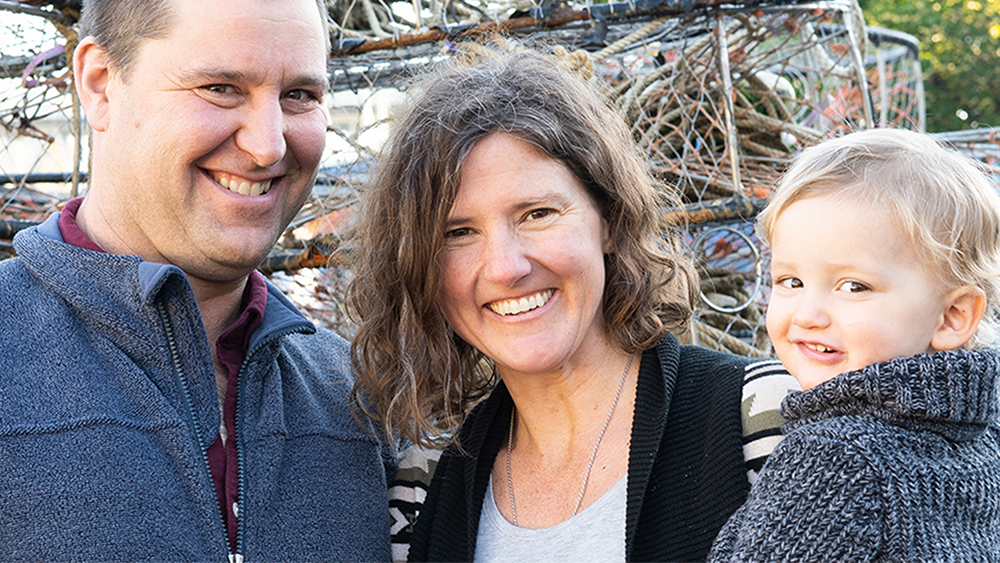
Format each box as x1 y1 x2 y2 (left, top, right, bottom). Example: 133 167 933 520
348 40 797 562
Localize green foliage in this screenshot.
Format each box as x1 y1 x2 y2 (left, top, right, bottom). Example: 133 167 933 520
860 0 1000 131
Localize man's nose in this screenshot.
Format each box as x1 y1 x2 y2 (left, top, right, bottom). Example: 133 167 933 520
237 99 286 168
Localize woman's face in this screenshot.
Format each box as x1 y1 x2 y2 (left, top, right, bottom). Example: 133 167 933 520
436 133 612 378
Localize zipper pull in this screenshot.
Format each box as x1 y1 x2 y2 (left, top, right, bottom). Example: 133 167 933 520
229 553 244 563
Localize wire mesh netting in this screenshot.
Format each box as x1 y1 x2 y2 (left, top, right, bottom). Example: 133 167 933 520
0 5 78 254
0 0 949 356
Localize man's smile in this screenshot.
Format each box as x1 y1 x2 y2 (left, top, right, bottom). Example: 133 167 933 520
210 171 273 196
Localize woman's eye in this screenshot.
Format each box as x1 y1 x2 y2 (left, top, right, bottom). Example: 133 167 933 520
526 208 554 221
444 227 472 239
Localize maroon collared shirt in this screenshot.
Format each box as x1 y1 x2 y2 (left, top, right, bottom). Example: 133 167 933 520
59 197 266 551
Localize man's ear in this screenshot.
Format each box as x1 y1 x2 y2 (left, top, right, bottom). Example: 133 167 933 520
73 37 112 132
931 285 987 351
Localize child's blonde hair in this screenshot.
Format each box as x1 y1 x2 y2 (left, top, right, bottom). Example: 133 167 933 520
757 128 1000 348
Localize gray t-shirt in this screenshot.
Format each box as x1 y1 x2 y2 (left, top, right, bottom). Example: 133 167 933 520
473 473 628 562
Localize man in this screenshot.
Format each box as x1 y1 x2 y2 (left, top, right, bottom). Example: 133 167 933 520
0 0 391 560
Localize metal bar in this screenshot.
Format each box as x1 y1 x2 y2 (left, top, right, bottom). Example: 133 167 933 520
70 73 83 198
0 219 38 239
876 44 888 128
714 15 744 196
331 11 591 56
0 172 87 185
841 3 874 128
914 58 926 133
663 196 766 225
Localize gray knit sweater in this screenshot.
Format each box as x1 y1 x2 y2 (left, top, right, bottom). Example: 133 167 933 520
709 349 1000 562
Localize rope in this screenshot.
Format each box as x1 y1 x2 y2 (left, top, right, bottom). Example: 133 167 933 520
591 14 671 61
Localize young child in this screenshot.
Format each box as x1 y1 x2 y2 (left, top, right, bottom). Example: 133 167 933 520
709 128 1000 561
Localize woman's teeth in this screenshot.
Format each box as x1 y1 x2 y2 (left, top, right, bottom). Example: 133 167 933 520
488 289 555 316
214 172 272 196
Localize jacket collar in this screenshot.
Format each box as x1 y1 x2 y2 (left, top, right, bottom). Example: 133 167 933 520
21 213 315 345
783 348 1000 441
623 336 677 556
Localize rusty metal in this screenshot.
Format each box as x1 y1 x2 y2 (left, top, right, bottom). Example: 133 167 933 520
330 0 746 57
664 197 765 225
332 12 591 56
257 235 347 274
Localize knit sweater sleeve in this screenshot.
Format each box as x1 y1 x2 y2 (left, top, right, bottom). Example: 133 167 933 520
708 430 885 562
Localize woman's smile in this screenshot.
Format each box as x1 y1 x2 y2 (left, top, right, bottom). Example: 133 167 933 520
486 289 555 316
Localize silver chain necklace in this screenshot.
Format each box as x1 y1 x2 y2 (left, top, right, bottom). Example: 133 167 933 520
505 353 634 527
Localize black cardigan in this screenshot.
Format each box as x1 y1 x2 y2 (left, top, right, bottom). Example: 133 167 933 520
408 334 754 562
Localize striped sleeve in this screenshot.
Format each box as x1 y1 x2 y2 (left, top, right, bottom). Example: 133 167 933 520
740 360 801 484
389 444 444 562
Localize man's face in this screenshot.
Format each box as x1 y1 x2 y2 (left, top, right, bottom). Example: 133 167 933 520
94 0 328 282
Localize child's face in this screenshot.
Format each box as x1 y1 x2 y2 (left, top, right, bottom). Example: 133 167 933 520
765 194 950 390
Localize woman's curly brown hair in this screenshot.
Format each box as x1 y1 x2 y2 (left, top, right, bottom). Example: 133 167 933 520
347 38 697 448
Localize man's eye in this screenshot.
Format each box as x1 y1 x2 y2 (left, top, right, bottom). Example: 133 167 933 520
286 89 319 101
203 84 235 95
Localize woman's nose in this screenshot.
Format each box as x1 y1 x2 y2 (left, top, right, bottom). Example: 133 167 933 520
481 231 532 286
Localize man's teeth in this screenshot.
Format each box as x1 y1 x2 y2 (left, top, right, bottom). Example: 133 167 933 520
215 173 272 196
804 343 836 353
489 289 555 316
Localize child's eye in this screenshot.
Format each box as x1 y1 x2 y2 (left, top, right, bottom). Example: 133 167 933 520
775 277 802 289
837 280 870 293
